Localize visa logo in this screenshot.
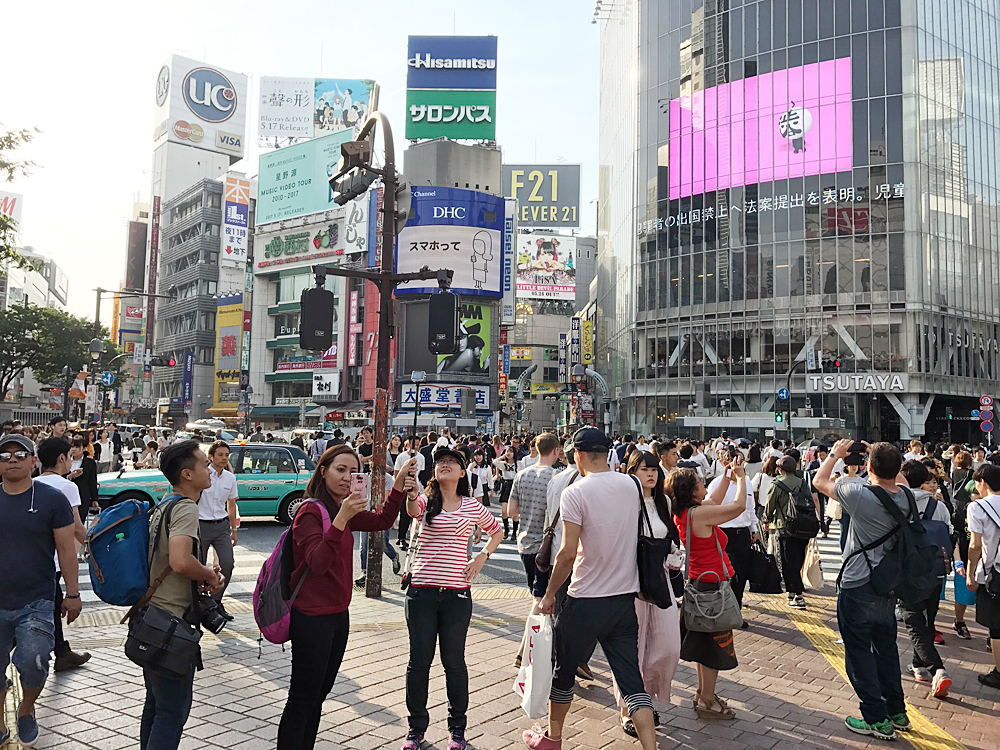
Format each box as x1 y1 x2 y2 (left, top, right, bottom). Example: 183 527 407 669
216 132 243 151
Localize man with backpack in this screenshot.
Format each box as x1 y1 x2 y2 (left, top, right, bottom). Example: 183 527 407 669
764 455 818 610
140 440 225 749
309 431 327 463
897 460 954 698
813 440 924 741
966 463 1000 688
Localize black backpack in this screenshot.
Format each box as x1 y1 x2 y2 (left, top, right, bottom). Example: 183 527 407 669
840 485 945 605
774 478 820 539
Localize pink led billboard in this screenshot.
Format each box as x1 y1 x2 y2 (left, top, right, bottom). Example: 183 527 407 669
668 58 853 199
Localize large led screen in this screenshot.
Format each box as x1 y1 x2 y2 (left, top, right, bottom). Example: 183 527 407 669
668 58 853 199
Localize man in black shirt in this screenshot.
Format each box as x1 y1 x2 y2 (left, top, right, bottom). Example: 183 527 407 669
418 431 438 488
356 426 374 473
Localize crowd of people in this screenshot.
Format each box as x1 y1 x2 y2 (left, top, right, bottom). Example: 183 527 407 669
2 418 999 749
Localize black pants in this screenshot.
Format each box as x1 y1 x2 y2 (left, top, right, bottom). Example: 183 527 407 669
778 536 809 596
723 527 752 608
900 583 944 672
405 586 473 733
140 668 193 750
53 573 72 657
277 608 350 750
398 505 413 545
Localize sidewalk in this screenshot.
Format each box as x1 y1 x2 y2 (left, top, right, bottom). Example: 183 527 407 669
4 582 999 749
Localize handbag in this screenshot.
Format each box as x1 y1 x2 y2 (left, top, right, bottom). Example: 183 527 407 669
801 538 825 590
682 508 744 632
748 524 783 594
534 472 579 573
632 476 674 609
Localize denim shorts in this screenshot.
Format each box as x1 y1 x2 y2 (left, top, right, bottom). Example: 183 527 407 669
0 598 56 690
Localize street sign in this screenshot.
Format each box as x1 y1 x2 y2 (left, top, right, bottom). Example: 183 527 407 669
100 371 115 386
983 421 994 433
778 388 790 401
972 410 981 418
981 410 994 422
981 395 994 407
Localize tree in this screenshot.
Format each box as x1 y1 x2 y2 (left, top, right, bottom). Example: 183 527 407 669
0 124 39 270
0 302 44 400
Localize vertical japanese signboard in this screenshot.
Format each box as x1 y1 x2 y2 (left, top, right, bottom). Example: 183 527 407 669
182 350 194 409
581 321 594 365
558 333 568 382
222 176 250 267
570 317 581 368
348 290 360 367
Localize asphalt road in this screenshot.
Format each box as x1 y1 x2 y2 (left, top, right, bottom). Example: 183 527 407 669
235 509 530 588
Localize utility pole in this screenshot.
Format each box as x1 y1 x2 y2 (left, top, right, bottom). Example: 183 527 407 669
785 359 806 446
303 112 453 597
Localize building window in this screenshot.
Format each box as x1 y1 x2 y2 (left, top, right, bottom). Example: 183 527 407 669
543 366 559 382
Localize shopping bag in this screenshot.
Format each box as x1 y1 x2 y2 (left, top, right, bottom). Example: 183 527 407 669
748 541 784 594
513 614 553 718
801 539 825 591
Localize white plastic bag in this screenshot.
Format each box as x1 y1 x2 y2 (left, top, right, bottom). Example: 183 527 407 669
513 614 553 718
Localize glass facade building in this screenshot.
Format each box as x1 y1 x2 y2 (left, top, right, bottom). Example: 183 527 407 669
597 0 1000 442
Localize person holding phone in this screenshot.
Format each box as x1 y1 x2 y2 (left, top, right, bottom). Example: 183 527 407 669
277 447 414 750
401 448 503 750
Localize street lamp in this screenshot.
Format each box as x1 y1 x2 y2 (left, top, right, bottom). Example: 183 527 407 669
89 338 104 362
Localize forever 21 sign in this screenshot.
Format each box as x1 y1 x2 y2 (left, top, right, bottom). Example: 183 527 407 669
806 373 908 393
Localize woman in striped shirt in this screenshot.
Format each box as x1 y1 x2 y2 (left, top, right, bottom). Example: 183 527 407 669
401 447 503 750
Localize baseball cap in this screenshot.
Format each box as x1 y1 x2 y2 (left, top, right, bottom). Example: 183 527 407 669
777 455 798 473
432 446 467 470
0 434 36 455
572 427 612 453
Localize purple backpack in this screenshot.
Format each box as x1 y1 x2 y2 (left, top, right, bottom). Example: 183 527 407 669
253 500 330 644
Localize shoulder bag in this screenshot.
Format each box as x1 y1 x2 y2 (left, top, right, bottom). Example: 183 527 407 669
122 495 204 680
748 521 784 594
682 508 744 632
633 476 675 609
534 472 579 573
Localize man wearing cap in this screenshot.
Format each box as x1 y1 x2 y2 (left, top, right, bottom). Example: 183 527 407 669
524 428 656 750
0 434 82 747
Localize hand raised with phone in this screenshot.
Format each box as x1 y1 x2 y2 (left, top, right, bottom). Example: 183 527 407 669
335 491 368 526
393 456 419 494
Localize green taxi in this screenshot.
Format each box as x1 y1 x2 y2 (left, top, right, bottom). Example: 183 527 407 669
96 442 315 525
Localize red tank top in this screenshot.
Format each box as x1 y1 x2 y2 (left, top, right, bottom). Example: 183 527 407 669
675 507 736 581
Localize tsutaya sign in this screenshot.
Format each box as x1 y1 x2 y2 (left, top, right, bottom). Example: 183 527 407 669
807 373 908 393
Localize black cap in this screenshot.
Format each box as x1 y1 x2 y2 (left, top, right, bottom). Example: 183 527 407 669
432 446 467 470
572 427 612 453
0 434 36 455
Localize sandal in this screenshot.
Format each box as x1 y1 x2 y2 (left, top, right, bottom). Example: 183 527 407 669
620 714 637 738
695 694 735 721
513 655 522 669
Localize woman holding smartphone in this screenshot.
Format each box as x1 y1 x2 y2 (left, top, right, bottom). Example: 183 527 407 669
401 447 503 750
277 446 415 750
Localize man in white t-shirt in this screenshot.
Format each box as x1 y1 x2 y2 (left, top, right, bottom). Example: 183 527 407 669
525 428 656 750
903 440 924 462
35 438 90 672
198 441 240 620
967 463 1000 688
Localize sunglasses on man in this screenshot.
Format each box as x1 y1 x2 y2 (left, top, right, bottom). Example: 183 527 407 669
0 450 33 463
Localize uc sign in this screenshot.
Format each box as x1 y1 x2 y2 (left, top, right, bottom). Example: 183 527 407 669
183 67 237 123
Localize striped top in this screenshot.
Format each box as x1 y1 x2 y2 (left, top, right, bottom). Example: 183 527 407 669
409 495 502 589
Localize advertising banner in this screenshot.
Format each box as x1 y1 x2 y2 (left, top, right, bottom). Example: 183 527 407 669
256 218 346 271
222 176 250 267
516 233 576 300
502 165 581 229
312 371 340 398
145 196 161 353
558 334 568 382
343 194 370 255
501 198 516 325
0 190 22 225
437 302 491 375
257 129 355 224
503 345 511 374
348 291 359 367
667 57 852 199
182 350 194 408
214 294 242 406
581 321 594 365
395 187 504 297
153 55 248 158
125 222 148 291
314 78 377 138
511 347 532 360
498 327 508 398
405 89 496 140
400 383 491 412
258 77 313 139
570 317 581 367
407 36 498 90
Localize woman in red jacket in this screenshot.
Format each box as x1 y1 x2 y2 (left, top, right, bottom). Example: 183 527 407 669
277 445 417 750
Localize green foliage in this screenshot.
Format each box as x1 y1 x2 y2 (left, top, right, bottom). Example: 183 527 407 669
0 124 39 270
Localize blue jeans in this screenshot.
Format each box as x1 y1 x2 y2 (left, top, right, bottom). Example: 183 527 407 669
140 668 194 750
837 582 905 724
0 598 54 690
359 531 397 571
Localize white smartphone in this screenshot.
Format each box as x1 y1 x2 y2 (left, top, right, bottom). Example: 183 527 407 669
350 472 370 498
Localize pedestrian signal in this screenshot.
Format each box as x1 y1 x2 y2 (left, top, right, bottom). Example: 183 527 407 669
775 411 784 423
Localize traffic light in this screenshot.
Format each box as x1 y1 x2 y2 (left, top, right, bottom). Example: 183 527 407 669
300 286 336 350
775 411 784 423
834 358 842 369
428 292 460 354
946 406 954 420
148 356 176 367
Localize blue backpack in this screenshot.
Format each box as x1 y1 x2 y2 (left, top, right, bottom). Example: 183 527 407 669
86 495 181 606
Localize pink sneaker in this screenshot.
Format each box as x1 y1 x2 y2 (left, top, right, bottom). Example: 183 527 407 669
523 725 562 749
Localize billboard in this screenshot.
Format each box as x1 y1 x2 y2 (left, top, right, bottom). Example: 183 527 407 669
516 233 576 300
437 302 491 375
125 221 148 291
255 218 347 271
502 165 581 229
257 129 355 224
395 187 505 297
0 190 22 225
258 76 313 139
222 176 250 267
668 57 853 199
214 294 243 407
153 55 248 159
405 35 497 140
314 78 377 138
400 383 491 413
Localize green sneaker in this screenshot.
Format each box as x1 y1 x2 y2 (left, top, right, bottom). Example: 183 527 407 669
845 717 897 740
888 713 911 731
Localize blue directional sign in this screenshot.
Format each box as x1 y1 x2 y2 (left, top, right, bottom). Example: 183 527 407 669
778 388 790 400
100 371 115 387
972 410 981 418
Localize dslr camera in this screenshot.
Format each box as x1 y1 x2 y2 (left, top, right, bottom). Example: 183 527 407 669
190 594 227 635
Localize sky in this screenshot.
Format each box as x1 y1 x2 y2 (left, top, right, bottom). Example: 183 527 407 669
1 0 600 320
